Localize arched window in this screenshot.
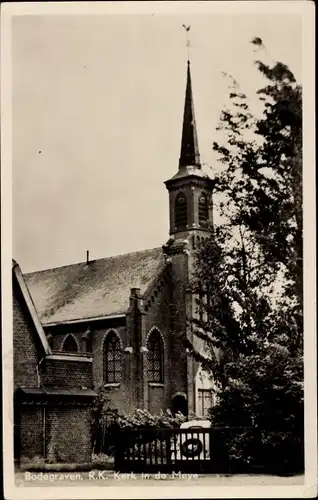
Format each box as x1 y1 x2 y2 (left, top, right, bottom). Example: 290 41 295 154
199 192 209 225
62 334 78 353
147 329 164 383
104 331 122 383
175 192 188 229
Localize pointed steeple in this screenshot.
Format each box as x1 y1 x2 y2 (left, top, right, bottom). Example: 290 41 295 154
179 61 201 169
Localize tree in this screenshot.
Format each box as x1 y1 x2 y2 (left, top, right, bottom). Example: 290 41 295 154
186 39 303 473
213 38 302 347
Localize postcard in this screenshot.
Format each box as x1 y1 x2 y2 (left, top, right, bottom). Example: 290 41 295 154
1 1 316 498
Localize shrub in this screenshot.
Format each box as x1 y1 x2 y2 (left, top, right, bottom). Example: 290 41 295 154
116 408 186 430
91 453 114 470
212 426 304 474
20 455 45 466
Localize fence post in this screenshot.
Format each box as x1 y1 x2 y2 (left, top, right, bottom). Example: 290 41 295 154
114 428 124 472
166 430 172 471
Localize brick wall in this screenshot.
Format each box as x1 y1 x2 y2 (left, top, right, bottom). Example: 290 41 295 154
45 407 92 463
13 278 43 390
13 267 96 465
41 358 93 389
169 250 189 396
148 385 165 414
19 407 43 458
46 322 128 388
47 322 133 413
48 327 86 352
100 384 131 414
18 406 92 463
143 269 173 413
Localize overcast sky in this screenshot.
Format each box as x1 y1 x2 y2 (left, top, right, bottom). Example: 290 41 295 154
11 8 302 273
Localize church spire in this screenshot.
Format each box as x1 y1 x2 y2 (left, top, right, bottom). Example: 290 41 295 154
164 27 214 240
179 60 201 169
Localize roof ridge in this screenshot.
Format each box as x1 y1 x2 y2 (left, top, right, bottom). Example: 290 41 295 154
25 246 163 276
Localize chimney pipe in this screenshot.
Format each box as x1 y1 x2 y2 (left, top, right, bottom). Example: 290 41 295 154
86 250 89 264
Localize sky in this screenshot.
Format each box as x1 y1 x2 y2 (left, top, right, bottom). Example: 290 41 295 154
11 8 302 273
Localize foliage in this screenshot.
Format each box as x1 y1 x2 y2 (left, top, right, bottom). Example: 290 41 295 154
93 386 186 431
213 427 303 474
20 455 45 466
212 41 302 334
91 453 114 470
92 386 186 455
116 408 186 430
91 385 115 454
186 39 303 473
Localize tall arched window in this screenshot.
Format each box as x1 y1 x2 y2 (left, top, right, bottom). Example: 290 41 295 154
147 329 164 383
199 192 209 225
104 331 122 383
62 334 78 353
175 192 188 229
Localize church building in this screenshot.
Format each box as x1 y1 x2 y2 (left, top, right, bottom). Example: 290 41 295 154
24 59 215 419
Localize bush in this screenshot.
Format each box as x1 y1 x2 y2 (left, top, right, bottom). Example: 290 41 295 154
211 426 304 475
205 336 304 475
20 455 45 467
116 408 186 430
91 453 114 470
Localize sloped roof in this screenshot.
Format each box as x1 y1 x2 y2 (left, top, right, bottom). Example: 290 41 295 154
17 387 97 397
25 247 167 325
166 165 213 183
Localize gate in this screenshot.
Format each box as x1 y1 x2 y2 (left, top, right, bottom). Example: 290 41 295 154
114 427 252 473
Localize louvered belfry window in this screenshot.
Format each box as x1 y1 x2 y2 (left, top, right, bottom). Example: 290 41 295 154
147 330 164 383
199 192 209 225
175 192 188 229
104 332 122 383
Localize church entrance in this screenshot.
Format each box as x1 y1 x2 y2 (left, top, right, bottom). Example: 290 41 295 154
171 394 188 417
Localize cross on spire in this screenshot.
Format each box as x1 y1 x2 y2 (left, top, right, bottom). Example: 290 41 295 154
182 24 191 61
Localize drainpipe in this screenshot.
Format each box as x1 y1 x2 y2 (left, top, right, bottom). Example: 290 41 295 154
129 288 142 408
36 358 46 459
36 357 45 388
42 407 46 459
